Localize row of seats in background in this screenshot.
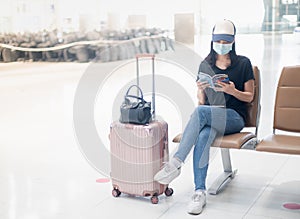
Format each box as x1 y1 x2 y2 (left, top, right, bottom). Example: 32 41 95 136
0 28 174 63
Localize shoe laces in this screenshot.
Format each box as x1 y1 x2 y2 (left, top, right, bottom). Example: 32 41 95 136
162 161 180 172
162 162 173 172
192 192 205 202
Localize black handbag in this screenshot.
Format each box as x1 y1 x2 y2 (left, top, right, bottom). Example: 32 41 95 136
119 85 152 125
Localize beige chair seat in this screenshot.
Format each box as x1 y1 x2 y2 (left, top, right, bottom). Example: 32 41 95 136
256 134 300 155
212 132 256 149
173 132 256 149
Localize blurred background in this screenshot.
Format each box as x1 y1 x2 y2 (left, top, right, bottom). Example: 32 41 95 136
0 0 298 34
0 0 299 63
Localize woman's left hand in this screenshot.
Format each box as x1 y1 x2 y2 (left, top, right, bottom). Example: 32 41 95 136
214 81 236 95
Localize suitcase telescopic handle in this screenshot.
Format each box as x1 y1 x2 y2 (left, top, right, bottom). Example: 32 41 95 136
135 54 156 120
135 54 155 59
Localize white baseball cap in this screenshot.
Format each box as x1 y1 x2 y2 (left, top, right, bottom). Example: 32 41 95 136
212 19 236 43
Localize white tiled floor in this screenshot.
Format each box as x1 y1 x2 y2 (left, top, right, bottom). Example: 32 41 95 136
1 33 300 219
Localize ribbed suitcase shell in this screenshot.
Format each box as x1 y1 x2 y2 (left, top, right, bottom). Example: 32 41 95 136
110 120 169 199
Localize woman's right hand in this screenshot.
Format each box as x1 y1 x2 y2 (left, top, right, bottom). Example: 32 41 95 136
196 81 210 91
196 81 209 105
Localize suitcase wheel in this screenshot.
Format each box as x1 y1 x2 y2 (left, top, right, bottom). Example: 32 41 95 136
112 188 121 197
150 195 159 204
164 187 174 197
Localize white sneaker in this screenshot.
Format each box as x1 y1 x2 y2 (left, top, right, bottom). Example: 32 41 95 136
187 190 206 215
154 161 181 185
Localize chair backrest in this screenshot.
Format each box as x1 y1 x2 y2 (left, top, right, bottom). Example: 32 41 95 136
244 66 261 132
273 65 300 133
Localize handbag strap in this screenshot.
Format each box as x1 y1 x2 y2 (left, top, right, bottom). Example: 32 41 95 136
125 84 144 100
125 95 146 103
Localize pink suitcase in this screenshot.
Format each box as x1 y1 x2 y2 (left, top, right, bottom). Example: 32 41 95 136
110 120 173 203
109 54 173 204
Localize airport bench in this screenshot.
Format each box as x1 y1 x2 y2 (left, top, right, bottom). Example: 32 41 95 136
173 65 300 195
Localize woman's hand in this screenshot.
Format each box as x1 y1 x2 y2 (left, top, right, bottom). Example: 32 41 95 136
196 81 210 91
214 81 236 95
196 81 209 105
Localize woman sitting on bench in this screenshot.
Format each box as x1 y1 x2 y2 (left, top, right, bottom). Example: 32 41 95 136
154 19 255 215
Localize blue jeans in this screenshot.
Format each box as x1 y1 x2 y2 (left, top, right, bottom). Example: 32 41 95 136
174 105 245 191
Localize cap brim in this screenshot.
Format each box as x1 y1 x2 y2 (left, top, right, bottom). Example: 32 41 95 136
212 34 234 43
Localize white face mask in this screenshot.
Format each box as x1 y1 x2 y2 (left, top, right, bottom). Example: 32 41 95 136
213 42 233 55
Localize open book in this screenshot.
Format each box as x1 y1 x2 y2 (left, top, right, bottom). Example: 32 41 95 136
197 72 229 88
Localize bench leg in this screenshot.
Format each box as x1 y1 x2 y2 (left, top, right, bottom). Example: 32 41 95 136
208 148 237 195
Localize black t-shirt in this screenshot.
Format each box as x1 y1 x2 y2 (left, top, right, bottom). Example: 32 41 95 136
198 55 255 122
